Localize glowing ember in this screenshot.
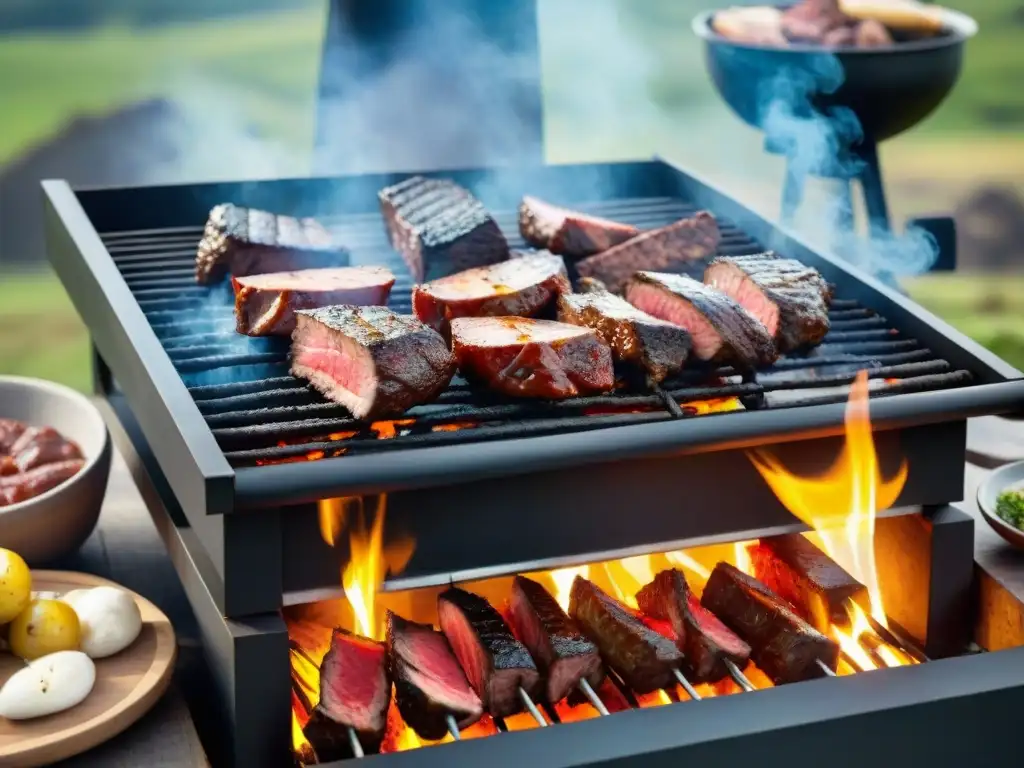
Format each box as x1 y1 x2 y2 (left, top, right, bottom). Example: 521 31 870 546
549 564 589 612
683 396 743 416
665 551 711 581
732 540 755 575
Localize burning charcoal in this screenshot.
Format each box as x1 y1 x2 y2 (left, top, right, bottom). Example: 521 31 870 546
8 426 83 473
450 317 615 399
701 563 839 684
625 271 777 369
195 203 348 285
303 628 391 759
704 253 831 353
636 569 751 683
437 587 540 719
386 611 483 740
518 196 639 259
290 305 456 420
233 266 396 337
508 576 605 703
748 535 869 633
569 576 682 694
378 176 509 283
557 290 691 383
574 211 721 294
412 251 570 336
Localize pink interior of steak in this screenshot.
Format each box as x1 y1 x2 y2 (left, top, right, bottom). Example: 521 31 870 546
626 282 723 360
291 317 378 418
392 623 481 711
437 599 490 700
422 254 563 302
318 632 389 733
706 263 779 337
641 614 679 643
686 594 750 657
508 586 552 666
450 316 591 346
234 266 394 292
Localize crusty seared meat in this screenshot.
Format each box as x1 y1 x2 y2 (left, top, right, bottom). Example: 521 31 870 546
518 196 639 259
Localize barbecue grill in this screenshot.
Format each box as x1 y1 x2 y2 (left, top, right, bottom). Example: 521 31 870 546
43 158 1024 767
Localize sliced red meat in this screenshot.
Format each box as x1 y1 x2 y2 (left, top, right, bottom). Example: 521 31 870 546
0 457 16 477
233 266 395 337
450 317 614 399
196 203 348 284
8 427 83 473
636 569 751 683
701 563 839 685
574 211 721 293
626 271 777 370
508 576 604 703
412 251 570 335
518 196 639 259
291 305 456 419
0 419 25 454
569 576 682 694
386 611 483 740
437 587 540 718
0 459 85 506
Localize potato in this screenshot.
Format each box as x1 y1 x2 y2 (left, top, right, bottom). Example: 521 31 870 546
0 651 96 720
0 549 32 624
62 587 142 659
9 599 81 660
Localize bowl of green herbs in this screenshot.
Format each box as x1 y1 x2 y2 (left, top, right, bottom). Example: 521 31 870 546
978 461 1024 549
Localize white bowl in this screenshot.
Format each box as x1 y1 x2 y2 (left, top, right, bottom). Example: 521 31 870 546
0 376 111 564
977 460 1024 550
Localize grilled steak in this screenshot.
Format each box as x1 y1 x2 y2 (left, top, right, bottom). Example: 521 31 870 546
509 576 604 703
233 266 395 337
0 459 85 507
291 306 456 419
557 290 691 383
749 535 869 633
574 211 721 293
301 628 390 759
626 272 777 369
576 277 608 294
0 419 25 454
450 317 615 399
412 251 570 335
569 576 682 693
636 569 751 683
196 203 348 285
379 176 509 283
386 611 483 740
704 253 831 353
437 587 540 718
7 427 83 473
701 563 839 684
518 196 639 259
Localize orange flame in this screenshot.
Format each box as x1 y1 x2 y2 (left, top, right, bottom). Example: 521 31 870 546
747 370 907 624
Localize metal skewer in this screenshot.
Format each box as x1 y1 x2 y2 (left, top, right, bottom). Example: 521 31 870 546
578 678 610 716
519 687 548 727
446 714 462 741
722 659 756 692
671 667 703 701
816 659 837 677
347 728 365 758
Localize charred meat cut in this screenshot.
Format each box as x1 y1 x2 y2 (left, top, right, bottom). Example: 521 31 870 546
450 317 615 399
302 629 391 758
437 587 540 718
569 576 682 693
195 204 347 285
386 611 483 740
0 460 85 507
518 196 639 259
701 563 839 684
412 251 570 335
379 176 509 283
291 306 456 419
636 569 751 683
704 253 831 353
626 272 776 369
508 576 604 703
233 266 395 337
557 290 691 383
574 212 721 293
7 427 82 473
748 535 869 633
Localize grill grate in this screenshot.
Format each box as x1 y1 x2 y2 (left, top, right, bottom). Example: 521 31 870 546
100 196 972 467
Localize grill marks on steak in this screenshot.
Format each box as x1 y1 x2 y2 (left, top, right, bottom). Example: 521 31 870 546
569 576 682 693
437 587 540 718
518 196 639 259
412 252 570 335
626 272 777 369
379 176 510 283
304 628 391 758
386 611 483 740
636 570 751 683
450 317 614 399
290 306 456 419
701 563 839 684
574 211 721 293
557 290 691 383
195 203 348 284
508 576 604 703
233 266 395 337
704 253 832 353
749 535 869 634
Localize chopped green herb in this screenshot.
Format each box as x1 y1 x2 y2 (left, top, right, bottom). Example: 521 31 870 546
995 489 1024 530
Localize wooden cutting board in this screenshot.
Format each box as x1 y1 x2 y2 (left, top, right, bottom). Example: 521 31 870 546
0 571 177 768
